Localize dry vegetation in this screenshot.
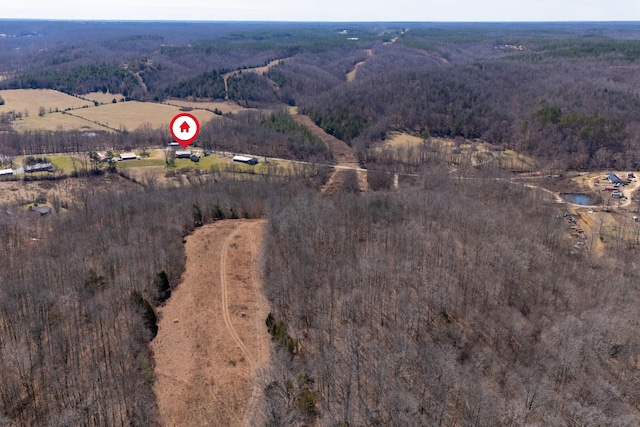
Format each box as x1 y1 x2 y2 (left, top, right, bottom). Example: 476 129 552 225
80 91 126 104
6 20 640 427
163 99 249 114
0 89 92 116
152 220 270 427
70 101 219 132
11 112 111 133
260 177 640 426
0 174 306 426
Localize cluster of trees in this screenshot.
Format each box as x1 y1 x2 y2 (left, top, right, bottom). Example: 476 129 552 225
227 73 280 106
165 69 227 100
199 110 332 163
0 127 167 157
260 175 640 425
6 64 142 98
0 172 312 426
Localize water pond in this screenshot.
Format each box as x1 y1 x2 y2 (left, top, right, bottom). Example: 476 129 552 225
562 193 596 206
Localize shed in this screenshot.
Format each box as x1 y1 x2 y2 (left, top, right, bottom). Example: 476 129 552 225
0 168 13 176
119 152 138 161
233 155 259 165
30 205 51 216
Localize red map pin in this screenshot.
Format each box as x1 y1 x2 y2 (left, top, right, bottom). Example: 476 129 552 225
170 113 200 148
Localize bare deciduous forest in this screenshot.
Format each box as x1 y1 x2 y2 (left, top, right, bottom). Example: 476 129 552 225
261 177 640 425
2 20 640 426
0 174 314 426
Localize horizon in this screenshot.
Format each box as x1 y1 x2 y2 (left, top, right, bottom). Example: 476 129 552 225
4 0 639 22
1 18 639 24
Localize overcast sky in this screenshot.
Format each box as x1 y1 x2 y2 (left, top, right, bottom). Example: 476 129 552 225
3 0 639 22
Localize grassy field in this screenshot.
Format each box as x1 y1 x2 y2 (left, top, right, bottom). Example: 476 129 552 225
383 132 425 147
71 101 220 131
2 90 228 133
80 92 126 104
17 154 88 174
12 111 112 132
163 99 248 114
0 89 93 116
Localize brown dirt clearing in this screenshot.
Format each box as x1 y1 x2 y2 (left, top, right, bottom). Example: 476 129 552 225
290 113 368 192
152 219 270 427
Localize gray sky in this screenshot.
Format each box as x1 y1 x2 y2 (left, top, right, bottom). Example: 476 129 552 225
3 0 639 21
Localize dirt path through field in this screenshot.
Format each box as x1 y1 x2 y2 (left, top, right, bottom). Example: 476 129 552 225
291 113 368 193
151 219 270 427
346 49 373 82
223 59 284 100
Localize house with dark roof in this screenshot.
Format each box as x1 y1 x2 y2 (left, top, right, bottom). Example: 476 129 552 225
606 173 623 184
24 163 54 173
30 205 51 216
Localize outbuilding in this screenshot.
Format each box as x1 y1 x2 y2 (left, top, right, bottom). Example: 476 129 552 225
175 150 192 159
30 205 51 215
232 155 259 165
606 172 623 184
119 152 138 161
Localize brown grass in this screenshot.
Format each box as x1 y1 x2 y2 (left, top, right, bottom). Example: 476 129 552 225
80 92 125 104
2 90 228 133
152 220 270 427
12 111 111 132
0 173 139 210
0 89 92 115
163 99 248 114
70 101 219 131
383 132 424 147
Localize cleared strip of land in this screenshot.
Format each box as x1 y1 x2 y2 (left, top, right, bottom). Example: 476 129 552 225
152 219 270 427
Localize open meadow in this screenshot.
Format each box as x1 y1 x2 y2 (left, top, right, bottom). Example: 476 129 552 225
0 89 92 115
11 111 111 132
163 99 249 114
1 90 224 133
69 101 220 132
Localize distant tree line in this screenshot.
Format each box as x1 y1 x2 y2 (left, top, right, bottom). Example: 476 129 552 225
5 64 142 98
295 55 640 170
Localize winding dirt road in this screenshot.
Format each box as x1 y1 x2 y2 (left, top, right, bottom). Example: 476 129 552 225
152 219 270 427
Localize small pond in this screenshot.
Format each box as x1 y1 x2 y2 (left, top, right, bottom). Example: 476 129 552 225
562 193 596 206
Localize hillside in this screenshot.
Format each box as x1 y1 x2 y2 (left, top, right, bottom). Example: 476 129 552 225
4 20 640 427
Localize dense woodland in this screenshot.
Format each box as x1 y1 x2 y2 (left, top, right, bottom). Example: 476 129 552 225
261 176 640 425
3 20 640 426
0 174 314 426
